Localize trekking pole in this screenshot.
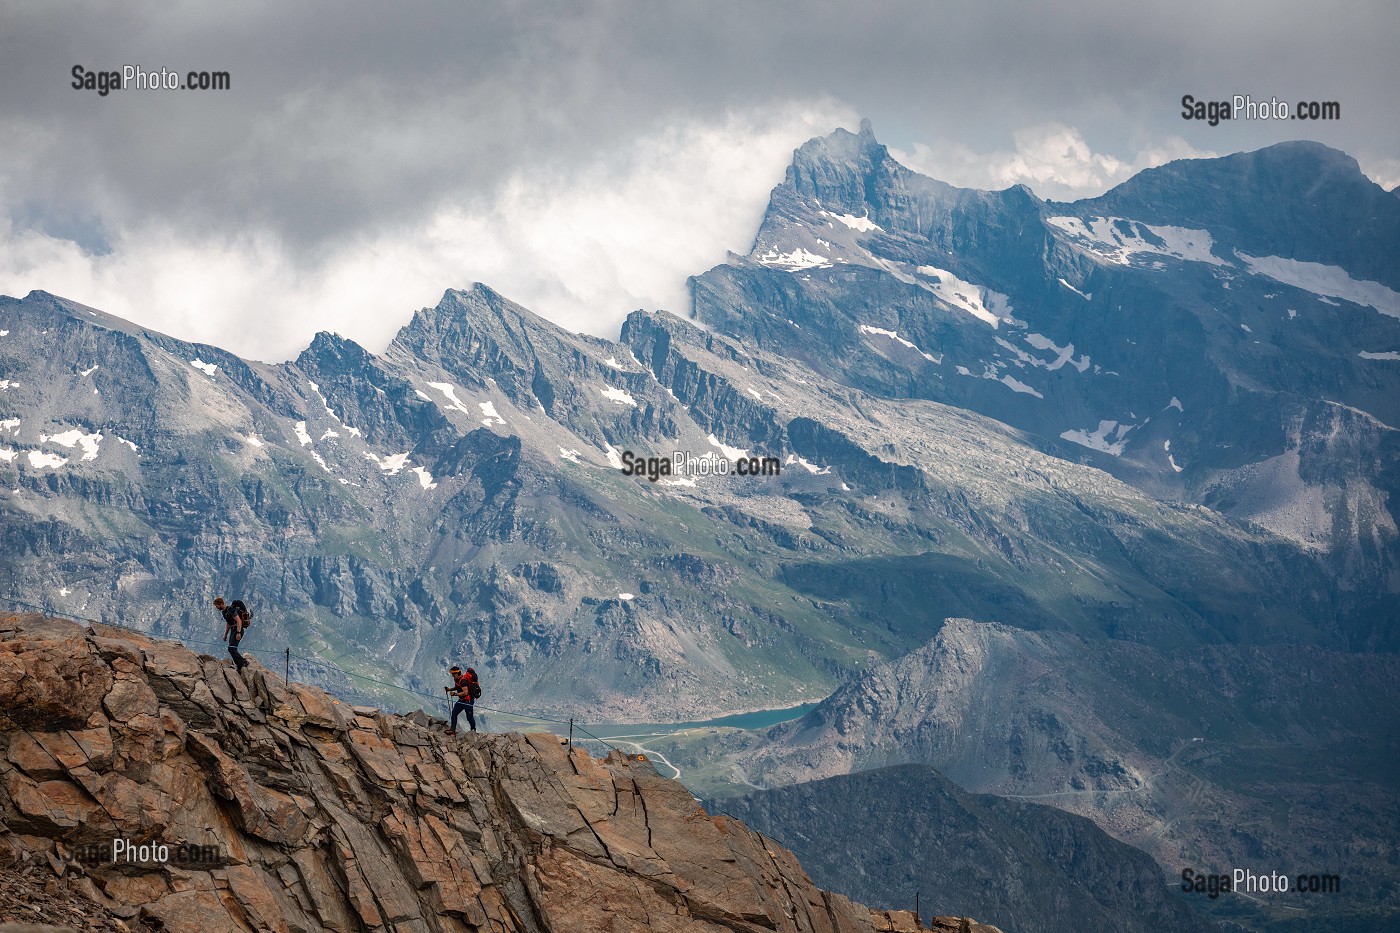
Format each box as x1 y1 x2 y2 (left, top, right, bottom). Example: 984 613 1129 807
285 647 291 685
568 718 573 749
914 892 919 929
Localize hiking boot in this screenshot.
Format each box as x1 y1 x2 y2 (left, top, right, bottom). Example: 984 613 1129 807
445 730 457 736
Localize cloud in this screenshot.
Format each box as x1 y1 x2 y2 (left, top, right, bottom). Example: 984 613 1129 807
893 125 1218 201
0 103 854 361
1358 155 1400 192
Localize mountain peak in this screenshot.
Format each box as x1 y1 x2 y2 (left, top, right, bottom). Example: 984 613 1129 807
1075 139 1400 286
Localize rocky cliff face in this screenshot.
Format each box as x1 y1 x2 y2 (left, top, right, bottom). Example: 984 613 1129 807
0 612 1000 933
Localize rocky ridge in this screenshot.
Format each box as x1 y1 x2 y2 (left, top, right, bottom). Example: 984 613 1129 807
0 612 1000 933
735 618 1400 926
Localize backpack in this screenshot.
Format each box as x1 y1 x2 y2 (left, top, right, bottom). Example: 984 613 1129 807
230 599 252 626
465 668 481 700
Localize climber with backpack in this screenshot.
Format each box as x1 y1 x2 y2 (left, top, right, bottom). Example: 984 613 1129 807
444 664 480 735
214 597 252 672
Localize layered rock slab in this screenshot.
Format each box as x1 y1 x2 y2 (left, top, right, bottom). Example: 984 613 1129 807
0 614 998 933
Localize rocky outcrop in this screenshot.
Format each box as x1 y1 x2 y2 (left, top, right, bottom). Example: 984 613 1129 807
0 613 1001 933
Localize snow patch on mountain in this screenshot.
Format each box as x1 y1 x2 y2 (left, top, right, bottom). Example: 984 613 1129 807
558 447 582 465
1166 397 1184 412
411 466 437 490
80 365 99 377
757 247 832 271
308 381 346 424
27 450 68 469
294 421 312 447
785 454 831 475
1058 278 1092 300
821 211 882 233
365 452 410 475
605 444 624 470
1359 350 1400 361
913 267 1011 327
1237 253 1400 318
190 359 218 377
601 386 637 407
858 324 939 362
0 448 14 463
1048 216 1226 267
707 434 748 460
996 374 1043 398
426 382 475 416
1061 420 1135 456
0 419 18 436
1165 440 1184 473
1023 333 1090 372
42 429 102 461
479 401 507 426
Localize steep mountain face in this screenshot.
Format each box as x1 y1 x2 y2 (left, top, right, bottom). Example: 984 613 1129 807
0 612 1000 933
714 764 1213 933
690 124 1400 617
0 276 1354 720
739 619 1400 926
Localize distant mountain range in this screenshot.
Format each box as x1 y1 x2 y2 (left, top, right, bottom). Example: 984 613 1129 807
714 763 1214 933
3 123 1397 925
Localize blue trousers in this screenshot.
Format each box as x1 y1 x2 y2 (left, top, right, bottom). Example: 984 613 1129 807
450 700 476 732
227 630 247 670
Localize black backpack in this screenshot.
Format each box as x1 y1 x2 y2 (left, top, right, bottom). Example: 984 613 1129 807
230 599 252 625
466 668 482 699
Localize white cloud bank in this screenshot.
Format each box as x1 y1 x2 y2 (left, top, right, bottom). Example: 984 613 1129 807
893 124 1218 202
0 103 853 362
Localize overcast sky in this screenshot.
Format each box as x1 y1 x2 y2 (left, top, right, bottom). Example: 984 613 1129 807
1 1 1396 361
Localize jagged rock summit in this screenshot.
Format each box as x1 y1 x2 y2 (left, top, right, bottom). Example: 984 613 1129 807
0 612 1000 933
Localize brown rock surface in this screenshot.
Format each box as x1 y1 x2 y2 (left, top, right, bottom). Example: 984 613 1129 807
0 614 1000 932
